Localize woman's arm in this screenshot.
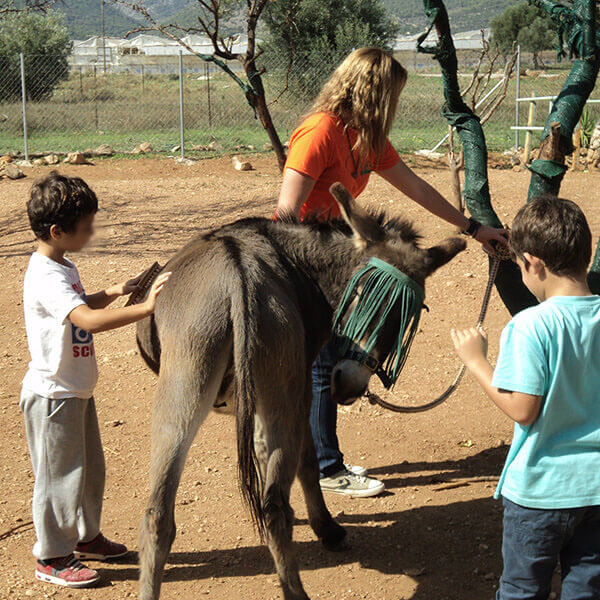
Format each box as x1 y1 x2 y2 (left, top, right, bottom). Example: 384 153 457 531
378 158 507 253
276 168 317 220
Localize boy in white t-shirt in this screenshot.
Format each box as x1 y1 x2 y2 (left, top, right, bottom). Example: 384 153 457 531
21 172 170 588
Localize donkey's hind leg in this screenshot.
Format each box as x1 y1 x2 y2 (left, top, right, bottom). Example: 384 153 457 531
262 430 309 600
296 415 347 551
138 348 227 600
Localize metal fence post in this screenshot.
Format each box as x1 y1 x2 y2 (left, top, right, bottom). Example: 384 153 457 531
515 44 521 150
178 50 185 159
20 53 29 161
206 62 212 128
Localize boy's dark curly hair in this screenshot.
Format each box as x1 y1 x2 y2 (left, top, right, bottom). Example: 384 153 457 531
27 171 98 240
511 195 592 277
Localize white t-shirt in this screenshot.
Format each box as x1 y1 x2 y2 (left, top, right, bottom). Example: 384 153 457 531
22 252 98 399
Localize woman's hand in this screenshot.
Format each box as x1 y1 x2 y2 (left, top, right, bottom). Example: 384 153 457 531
474 225 509 255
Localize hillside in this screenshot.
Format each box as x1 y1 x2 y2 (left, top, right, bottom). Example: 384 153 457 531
165 4 247 36
37 0 519 39
385 0 517 35
50 0 142 39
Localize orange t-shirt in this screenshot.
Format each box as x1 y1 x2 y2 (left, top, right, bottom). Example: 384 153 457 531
284 112 400 221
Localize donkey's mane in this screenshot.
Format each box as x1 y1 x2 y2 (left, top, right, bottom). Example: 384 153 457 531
283 210 422 243
202 210 421 245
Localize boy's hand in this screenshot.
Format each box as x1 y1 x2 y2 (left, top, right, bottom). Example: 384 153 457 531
121 272 145 296
105 271 145 297
143 272 171 314
451 327 488 367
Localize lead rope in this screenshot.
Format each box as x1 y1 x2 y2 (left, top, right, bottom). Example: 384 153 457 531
364 252 506 413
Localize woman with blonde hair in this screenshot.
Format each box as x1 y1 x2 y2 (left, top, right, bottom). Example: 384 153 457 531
277 47 506 497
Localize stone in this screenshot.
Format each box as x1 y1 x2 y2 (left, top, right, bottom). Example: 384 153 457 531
44 154 60 165
232 155 253 171
93 144 113 156
2 163 25 179
414 149 444 160
0 155 12 163
33 158 46 166
171 145 181 153
133 142 153 154
64 152 89 165
207 140 223 152
175 157 195 166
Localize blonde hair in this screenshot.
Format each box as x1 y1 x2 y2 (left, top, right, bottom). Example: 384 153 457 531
310 47 407 163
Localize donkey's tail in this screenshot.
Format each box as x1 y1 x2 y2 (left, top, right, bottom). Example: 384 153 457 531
229 266 266 538
136 315 161 375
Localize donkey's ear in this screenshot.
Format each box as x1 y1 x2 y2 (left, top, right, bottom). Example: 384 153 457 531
329 182 384 245
425 237 467 275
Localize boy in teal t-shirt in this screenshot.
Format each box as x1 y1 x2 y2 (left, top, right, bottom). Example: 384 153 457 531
452 196 600 600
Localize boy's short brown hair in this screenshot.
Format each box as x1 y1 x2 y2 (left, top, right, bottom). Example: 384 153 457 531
511 195 592 277
27 171 98 240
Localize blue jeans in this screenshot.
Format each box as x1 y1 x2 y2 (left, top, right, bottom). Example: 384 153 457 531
498 497 600 600
310 340 344 478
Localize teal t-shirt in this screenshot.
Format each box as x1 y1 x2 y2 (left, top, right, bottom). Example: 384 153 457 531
492 295 600 509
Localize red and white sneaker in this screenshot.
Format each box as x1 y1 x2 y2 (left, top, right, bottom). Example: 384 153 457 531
74 532 128 561
35 554 101 588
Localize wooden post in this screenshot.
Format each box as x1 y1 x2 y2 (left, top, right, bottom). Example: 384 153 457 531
447 124 463 232
523 92 536 164
572 126 582 171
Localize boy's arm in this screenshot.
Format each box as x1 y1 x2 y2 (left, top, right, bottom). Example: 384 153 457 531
70 302 151 334
86 273 145 309
451 327 543 427
70 272 170 333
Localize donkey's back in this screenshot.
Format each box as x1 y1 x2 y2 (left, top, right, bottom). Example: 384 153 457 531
137 218 330 377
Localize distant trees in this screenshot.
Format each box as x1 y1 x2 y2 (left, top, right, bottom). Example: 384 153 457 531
0 11 72 101
491 2 556 68
264 0 399 98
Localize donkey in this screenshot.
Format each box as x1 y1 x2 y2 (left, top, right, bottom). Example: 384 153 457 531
135 183 466 600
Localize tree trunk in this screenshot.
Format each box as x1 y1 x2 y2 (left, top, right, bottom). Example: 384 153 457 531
419 0 537 315
254 94 287 171
243 60 287 171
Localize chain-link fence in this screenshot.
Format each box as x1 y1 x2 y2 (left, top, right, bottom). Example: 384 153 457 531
1 49 598 160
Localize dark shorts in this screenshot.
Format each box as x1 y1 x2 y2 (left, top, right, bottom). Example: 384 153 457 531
498 497 600 600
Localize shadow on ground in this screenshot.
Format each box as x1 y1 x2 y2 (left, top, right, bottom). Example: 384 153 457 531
101 446 508 600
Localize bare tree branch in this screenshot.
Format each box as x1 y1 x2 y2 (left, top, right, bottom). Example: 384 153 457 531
480 42 519 126
107 0 288 170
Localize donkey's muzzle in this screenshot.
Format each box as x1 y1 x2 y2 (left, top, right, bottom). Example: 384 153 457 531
331 360 370 405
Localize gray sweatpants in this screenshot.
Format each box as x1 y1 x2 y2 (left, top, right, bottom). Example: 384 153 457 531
20 390 106 560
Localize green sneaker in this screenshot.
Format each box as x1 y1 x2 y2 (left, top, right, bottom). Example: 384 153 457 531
320 468 384 498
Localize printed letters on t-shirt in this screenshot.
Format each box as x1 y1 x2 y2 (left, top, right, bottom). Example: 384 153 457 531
71 281 94 358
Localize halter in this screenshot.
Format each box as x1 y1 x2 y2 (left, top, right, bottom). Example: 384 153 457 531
332 257 426 389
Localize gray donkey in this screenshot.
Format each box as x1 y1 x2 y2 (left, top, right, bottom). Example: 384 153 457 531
135 183 466 600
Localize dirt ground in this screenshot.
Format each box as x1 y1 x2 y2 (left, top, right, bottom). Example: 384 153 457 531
0 156 598 600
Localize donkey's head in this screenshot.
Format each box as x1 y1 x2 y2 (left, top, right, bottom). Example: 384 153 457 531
328 182 466 404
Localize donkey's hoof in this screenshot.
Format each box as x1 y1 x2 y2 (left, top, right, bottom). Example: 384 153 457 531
321 521 348 552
